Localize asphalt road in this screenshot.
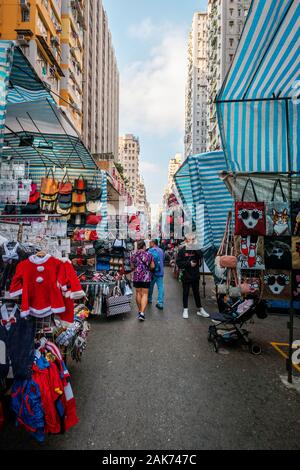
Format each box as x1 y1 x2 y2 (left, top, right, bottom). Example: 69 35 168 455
1 269 300 450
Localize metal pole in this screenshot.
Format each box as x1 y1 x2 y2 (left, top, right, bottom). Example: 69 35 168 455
285 98 294 384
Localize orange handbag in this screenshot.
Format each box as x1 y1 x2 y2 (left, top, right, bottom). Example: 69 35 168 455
41 169 59 196
59 172 72 194
72 191 86 204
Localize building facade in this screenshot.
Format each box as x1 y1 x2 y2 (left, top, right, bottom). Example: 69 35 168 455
83 0 119 160
184 12 208 159
167 153 182 192
207 0 250 151
60 0 85 134
118 134 141 204
0 0 64 99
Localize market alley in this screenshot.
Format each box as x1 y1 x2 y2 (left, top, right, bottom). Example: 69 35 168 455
1 269 300 451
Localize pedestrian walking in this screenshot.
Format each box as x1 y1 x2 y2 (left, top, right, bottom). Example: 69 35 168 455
131 240 155 321
148 239 165 310
176 236 210 319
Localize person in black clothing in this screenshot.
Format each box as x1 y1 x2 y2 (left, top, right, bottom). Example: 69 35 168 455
176 238 210 319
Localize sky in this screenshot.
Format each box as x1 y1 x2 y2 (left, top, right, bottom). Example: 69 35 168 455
104 0 208 204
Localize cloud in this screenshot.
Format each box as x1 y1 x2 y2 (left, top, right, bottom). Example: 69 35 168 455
128 18 157 39
140 161 160 174
120 21 187 138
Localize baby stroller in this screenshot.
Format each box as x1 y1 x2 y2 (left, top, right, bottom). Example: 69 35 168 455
208 297 267 354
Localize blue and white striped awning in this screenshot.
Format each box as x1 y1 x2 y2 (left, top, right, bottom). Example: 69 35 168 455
0 41 14 145
174 151 233 248
217 0 300 173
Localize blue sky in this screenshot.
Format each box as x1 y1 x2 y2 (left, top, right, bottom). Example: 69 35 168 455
104 0 207 204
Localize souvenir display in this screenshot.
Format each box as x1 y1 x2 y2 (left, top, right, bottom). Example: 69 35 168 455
264 236 292 270
235 235 265 270
292 236 300 269
266 179 291 236
235 178 266 237
291 201 300 236
263 270 292 301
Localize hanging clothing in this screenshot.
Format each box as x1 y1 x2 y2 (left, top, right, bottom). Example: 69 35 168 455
0 242 33 294
9 254 66 318
0 304 35 380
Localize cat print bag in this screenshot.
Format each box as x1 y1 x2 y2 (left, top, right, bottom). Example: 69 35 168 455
235 179 266 236
266 179 291 236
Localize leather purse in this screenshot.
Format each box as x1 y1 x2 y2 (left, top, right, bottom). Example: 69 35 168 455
72 191 86 204
74 176 86 191
219 255 237 268
87 187 102 202
41 169 59 197
59 172 72 195
86 214 102 225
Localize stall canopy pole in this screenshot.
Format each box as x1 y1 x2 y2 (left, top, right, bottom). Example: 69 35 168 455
285 97 294 384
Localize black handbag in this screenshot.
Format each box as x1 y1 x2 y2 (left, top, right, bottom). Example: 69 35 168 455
21 200 40 214
87 187 102 202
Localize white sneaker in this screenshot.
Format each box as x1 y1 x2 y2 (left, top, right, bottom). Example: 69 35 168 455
183 309 189 319
197 308 210 318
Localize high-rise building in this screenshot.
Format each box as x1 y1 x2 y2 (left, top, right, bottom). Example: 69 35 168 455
184 12 208 159
207 0 250 151
167 153 182 192
0 0 64 99
83 0 119 160
118 134 141 204
60 0 85 134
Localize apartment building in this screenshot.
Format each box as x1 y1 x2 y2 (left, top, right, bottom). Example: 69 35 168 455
0 0 64 98
60 0 85 134
83 0 119 160
118 134 142 204
184 12 208 159
207 0 250 151
167 153 182 192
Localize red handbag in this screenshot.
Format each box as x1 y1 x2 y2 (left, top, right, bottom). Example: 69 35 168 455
59 172 72 194
86 214 102 225
235 178 266 236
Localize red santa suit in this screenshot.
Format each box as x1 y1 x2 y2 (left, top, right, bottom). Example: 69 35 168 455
59 259 85 324
9 254 67 318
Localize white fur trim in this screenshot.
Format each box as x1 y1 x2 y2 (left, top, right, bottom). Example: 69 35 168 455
29 254 51 265
20 310 30 318
9 289 23 298
70 290 85 300
51 306 66 313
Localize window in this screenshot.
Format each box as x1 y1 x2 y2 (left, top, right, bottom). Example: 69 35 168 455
22 7 30 22
229 38 234 47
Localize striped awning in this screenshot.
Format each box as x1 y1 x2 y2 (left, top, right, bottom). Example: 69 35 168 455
174 151 233 249
0 41 14 145
217 0 300 173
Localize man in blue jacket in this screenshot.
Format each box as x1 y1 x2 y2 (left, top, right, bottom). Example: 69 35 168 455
148 239 165 310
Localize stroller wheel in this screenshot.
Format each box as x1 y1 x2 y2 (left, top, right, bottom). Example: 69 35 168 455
249 342 262 355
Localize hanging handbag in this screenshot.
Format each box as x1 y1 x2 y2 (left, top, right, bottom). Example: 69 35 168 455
86 214 102 225
215 212 232 278
291 201 300 236
235 178 266 236
266 179 291 236
263 269 291 300
264 236 292 269
292 237 300 269
72 191 86 204
58 172 73 195
106 286 131 317
86 200 102 214
228 269 241 298
235 235 265 270
74 175 87 191
240 276 261 295
40 168 59 198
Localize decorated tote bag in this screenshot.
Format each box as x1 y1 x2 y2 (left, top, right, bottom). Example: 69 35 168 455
264 236 292 270
266 179 291 236
235 178 266 237
263 269 292 301
292 237 300 269
235 235 265 270
291 201 300 236
292 271 300 301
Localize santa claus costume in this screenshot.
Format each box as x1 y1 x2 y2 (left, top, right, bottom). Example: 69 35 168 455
9 254 84 319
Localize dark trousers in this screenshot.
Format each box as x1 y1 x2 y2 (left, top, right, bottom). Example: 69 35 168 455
182 280 202 309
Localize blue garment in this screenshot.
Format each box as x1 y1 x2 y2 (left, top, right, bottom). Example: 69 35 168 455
11 379 45 442
149 247 164 277
148 275 165 306
0 306 35 380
